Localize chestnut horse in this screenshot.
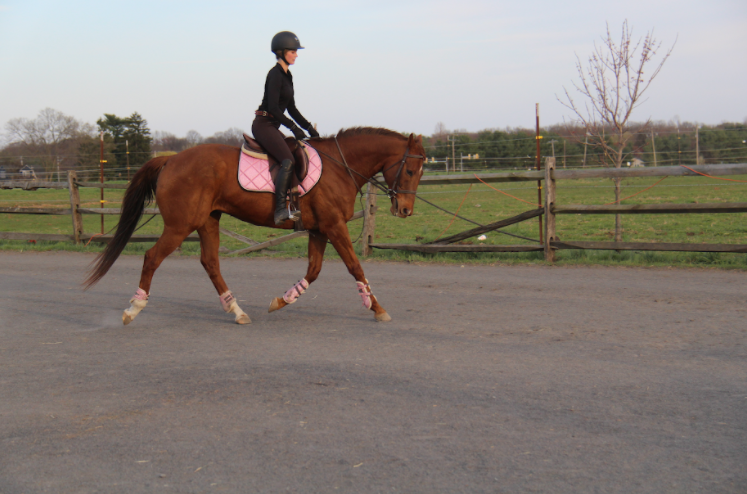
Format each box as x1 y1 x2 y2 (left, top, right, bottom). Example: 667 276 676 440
85 127 426 325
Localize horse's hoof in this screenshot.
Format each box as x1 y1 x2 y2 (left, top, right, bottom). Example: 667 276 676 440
123 311 133 326
268 297 287 313
375 311 392 322
235 313 251 325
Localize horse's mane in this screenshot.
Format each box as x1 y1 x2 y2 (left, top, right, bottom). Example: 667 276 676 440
335 127 407 140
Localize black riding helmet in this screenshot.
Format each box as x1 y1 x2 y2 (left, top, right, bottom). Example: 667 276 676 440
271 31 304 65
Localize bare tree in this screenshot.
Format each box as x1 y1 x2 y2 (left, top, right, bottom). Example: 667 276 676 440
3 108 94 180
559 20 674 241
185 130 203 147
433 122 448 140
204 127 245 146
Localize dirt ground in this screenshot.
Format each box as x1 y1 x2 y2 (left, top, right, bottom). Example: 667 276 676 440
0 251 745 493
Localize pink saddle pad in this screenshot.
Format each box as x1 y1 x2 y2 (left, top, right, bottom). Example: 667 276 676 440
237 142 322 195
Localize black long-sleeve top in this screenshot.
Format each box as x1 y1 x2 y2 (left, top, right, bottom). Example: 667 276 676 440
257 63 311 131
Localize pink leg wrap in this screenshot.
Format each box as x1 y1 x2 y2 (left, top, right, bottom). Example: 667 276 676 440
131 288 149 302
220 291 236 312
356 281 373 310
283 278 309 304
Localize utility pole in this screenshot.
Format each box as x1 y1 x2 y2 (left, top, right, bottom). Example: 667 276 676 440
695 125 700 165
582 135 588 168
100 131 105 234
549 139 558 158
447 135 456 173
677 125 682 165
56 156 61 182
126 139 131 181
651 128 657 167
535 104 543 244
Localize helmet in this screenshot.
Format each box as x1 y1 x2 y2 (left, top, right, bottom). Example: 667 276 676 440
271 31 304 53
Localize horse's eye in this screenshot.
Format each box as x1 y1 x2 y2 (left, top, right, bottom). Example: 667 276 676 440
406 169 414 177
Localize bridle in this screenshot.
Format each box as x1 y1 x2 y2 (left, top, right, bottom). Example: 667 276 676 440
379 145 426 198
315 136 425 200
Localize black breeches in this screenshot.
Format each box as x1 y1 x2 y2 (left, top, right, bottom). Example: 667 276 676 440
252 117 294 165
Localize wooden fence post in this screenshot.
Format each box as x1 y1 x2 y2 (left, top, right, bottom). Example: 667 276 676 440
67 170 83 244
362 182 377 257
544 157 556 262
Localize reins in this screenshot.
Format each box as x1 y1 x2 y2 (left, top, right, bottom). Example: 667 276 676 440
332 137 362 198
311 136 424 200
309 138 537 243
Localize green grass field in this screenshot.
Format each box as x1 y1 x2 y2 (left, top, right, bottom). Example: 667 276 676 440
1 172 746 269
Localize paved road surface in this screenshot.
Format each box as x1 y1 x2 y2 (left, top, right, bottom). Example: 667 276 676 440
1 252 745 493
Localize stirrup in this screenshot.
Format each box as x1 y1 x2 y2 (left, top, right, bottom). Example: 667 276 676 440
287 205 301 221
274 205 301 225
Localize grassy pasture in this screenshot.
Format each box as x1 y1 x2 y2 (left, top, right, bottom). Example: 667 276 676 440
1 173 746 268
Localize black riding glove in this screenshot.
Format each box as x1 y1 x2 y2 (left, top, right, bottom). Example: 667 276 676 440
307 126 320 139
290 124 307 140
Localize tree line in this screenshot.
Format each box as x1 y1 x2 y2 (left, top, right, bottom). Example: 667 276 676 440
0 109 246 181
2 108 746 181
423 121 747 171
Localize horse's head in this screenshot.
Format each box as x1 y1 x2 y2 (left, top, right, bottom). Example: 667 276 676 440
383 133 426 218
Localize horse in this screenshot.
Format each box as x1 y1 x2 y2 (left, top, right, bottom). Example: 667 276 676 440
84 127 426 325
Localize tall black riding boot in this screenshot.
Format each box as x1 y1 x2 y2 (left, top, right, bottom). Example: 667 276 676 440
273 159 300 225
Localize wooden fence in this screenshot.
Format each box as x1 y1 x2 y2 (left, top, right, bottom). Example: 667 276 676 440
366 162 747 260
0 171 363 254
3 164 747 259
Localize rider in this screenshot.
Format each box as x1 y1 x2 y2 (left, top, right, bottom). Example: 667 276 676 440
253 31 320 225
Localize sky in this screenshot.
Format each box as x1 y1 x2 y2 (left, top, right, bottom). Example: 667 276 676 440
1 0 746 140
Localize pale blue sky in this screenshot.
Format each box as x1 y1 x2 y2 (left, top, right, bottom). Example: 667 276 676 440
1 0 745 139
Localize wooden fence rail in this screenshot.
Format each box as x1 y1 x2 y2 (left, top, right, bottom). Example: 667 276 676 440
0 171 363 253
365 161 747 260
3 162 747 259
553 203 747 214
543 160 747 259
0 180 68 190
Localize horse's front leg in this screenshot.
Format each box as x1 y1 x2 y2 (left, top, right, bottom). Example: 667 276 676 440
268 230 327 313
325 222 391 322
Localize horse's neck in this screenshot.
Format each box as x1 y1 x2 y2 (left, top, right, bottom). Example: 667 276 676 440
336 136 400 179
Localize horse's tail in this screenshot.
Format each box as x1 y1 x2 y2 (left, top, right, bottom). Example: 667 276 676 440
83 156 169 289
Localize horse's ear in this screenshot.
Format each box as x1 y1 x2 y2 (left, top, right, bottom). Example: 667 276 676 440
408 133 415 145
416 134 423 144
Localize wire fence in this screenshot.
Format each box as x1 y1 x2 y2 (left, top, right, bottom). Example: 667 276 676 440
2 126 746 180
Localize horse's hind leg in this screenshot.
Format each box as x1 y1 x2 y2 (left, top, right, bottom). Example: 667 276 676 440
123 225 191 325
198 213 250 324
269 229 327 313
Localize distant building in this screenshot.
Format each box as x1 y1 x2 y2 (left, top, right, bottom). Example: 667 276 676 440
628 158 645 168
19 164 38 179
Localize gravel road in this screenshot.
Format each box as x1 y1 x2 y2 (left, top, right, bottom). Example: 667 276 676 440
1 252 745 493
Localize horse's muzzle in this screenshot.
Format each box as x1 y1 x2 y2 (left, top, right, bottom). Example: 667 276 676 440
390 197 412 218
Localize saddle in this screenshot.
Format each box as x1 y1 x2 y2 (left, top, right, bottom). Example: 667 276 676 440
242 133 310 183
241 133 312 231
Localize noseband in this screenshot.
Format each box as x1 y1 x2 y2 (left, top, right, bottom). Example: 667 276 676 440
381 146 425 198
